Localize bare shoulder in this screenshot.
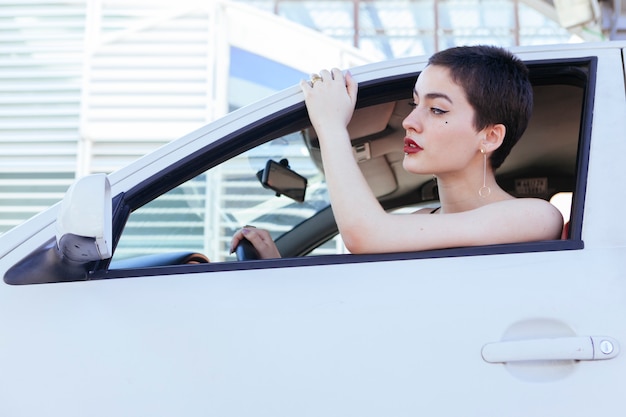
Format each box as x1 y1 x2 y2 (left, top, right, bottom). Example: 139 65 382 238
344 197 564 253
491 197 563 216
475 197 564 241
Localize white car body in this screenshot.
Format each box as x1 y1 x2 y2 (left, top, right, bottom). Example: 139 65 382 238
0 42 625 416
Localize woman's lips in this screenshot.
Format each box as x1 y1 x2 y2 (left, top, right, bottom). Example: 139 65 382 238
404 137 423 154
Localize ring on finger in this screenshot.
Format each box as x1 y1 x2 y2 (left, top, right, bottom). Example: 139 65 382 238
310 73 322 86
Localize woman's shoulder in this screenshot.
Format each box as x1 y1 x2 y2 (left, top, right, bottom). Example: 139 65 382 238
490 196 562 213
477 197 564 240
403 197 563 248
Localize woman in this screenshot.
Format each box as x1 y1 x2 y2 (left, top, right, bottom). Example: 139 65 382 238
230 45 563 258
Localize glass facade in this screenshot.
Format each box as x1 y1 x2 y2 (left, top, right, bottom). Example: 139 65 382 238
233 0 576 60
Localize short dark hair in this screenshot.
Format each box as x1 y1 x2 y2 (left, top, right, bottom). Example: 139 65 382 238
427 45 533 169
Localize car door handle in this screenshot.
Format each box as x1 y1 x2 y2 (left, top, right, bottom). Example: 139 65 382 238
481 336 620 363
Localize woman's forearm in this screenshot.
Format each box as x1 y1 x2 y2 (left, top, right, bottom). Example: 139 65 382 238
317 127 387 251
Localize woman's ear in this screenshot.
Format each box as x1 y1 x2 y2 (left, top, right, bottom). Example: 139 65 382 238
482 123 506 153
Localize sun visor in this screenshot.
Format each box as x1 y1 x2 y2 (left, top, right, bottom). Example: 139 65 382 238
302 102 398 197
304 101 396 148
358 156 398 197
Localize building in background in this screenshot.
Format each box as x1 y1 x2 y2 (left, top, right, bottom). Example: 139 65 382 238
0 0 374 235
0 0 605 235
232 0 602 60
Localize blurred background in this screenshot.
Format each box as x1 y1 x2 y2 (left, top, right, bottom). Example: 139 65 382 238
0 0 619 235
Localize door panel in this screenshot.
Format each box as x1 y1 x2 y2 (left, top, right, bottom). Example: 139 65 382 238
0 247 624 416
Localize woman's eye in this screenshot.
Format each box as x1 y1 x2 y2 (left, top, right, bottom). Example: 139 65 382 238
431 107 448 115
408 100 417 108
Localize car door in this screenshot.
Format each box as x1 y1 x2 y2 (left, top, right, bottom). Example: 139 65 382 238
0 45 625 416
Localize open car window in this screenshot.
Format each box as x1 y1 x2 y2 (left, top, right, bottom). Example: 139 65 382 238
112 132 333 265
105 57 593 273
1 55 596 285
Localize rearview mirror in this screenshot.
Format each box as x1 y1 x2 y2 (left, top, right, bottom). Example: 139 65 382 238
258 159 307 203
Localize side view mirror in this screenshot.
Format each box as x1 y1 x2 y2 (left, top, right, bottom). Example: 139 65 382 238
4 173 113 285
56 173 113 261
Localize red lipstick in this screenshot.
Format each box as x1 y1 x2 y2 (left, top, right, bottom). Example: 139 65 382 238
404 138 423 154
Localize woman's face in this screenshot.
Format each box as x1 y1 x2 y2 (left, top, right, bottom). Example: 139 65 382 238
402 64 484 177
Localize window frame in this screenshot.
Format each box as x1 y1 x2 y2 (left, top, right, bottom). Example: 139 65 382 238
91 56 596 281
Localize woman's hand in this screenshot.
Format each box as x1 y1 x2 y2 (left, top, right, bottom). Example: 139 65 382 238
229 226 281 259
300 68 358 138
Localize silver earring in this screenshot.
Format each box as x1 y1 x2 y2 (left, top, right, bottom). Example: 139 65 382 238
479 148 491 198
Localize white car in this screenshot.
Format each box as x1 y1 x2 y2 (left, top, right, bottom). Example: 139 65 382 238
0 41 625 416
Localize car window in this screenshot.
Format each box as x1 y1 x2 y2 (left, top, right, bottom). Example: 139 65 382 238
110 60 593 269
2 56 596 285
113 132 332 264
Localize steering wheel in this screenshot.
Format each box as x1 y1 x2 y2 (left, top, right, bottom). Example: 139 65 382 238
235 239 260 261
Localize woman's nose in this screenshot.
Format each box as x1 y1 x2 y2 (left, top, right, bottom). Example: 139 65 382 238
402 108 422 132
